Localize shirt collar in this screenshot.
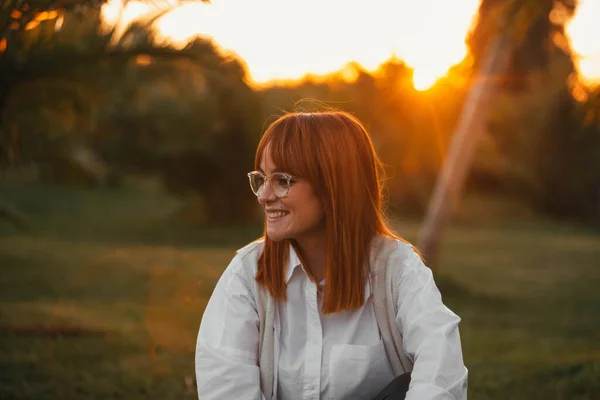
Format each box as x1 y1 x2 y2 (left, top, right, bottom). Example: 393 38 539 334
284 243 372 301
285 243 302 284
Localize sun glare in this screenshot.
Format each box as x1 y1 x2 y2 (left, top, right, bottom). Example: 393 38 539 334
101 0 149 33
566 0 600 86
413 69 442 92
102 0 600 90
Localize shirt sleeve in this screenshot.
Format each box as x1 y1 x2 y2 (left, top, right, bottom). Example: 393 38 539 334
195 254 266 400
395 250 468 400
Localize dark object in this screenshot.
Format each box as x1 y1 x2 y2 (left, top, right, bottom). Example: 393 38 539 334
370 373 411 400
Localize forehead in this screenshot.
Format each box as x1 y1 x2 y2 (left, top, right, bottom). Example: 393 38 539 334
258 145 281 174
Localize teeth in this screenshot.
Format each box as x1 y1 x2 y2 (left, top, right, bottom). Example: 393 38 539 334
268 211 288 218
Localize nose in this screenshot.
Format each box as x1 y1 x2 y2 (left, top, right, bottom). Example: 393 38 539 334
257 179 277 205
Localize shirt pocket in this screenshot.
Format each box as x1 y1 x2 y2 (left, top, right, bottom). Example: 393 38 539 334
329 340 395 400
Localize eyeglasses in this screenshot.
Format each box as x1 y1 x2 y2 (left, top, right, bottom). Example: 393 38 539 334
247 171 295 198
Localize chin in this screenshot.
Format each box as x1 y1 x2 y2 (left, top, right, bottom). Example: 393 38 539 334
266 234 284 242
266 228 293 242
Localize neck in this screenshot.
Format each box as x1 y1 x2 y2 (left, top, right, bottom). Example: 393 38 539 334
294 233 327 283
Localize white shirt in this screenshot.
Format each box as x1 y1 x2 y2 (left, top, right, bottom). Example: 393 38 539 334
195 240 468 400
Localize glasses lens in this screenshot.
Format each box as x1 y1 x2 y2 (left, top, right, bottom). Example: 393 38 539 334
248 172 265 195
272 173 290 197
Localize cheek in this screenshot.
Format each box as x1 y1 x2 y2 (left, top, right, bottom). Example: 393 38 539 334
313 203 325 225
295 198 324 225
283 184 323 226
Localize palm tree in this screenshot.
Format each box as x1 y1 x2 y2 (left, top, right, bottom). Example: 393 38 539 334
0 1 217 165
0 0 209 227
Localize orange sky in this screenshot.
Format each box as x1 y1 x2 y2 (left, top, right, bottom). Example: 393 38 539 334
102 0 600 90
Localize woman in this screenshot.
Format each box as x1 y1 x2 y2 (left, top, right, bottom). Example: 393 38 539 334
195 111 468 399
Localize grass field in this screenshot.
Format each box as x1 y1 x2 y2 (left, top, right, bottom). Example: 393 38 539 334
1 183 599 399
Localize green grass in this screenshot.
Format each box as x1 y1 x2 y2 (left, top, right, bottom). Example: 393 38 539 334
1 183 599 399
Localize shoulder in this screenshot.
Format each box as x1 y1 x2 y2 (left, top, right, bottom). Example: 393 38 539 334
371 235 418 263
235 238 265 260
370 235 422 275
213 239 265 302
226 238 265 282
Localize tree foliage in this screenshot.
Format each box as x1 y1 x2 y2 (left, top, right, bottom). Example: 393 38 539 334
467 0 577 89
465 0 600 224
0 0 264 224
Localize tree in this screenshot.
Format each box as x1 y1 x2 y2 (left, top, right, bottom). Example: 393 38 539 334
0 0 267 225
92 37 264 223
0 0 110 227
535 86 600 224
0 0 208 168
417 0 581 267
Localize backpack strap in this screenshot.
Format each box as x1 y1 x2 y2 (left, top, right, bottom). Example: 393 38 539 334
371 237 414 376
257 282 274 400
237 240 274 400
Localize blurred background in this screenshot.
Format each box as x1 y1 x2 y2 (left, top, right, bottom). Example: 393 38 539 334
0 0 599 398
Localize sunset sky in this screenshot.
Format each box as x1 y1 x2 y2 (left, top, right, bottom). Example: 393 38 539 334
102 0 600 90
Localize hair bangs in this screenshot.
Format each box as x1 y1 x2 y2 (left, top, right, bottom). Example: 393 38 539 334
255 114 318 181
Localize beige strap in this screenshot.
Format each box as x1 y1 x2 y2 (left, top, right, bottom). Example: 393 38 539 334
257 285 274 400
371 238 414 376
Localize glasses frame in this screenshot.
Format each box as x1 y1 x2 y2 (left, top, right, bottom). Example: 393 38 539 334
247 171 295 198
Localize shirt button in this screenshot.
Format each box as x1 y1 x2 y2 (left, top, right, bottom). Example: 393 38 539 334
311 338 318 345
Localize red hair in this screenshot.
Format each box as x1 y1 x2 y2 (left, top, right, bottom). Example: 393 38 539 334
254 111 400 314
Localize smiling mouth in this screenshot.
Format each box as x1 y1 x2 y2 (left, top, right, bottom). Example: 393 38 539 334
267 210 289 221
